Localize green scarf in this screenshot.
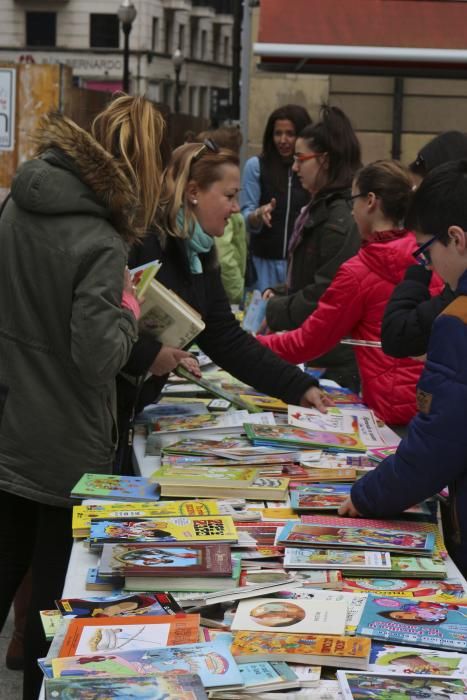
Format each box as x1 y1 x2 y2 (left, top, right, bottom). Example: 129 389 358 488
177 208 214 274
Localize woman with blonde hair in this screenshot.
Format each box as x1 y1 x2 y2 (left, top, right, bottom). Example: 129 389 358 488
0 94 166 699
118 140 328 439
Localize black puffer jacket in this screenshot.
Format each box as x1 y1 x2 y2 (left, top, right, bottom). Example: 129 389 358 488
381 264 456 359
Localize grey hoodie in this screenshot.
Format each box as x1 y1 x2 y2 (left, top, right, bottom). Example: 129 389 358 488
0 115 138 506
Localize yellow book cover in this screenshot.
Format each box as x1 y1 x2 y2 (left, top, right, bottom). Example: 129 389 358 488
72 500 223 537
89 515 238 545
151 464 258 487
239 394 288 412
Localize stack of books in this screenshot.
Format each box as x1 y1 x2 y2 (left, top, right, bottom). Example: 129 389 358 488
38 368 467 699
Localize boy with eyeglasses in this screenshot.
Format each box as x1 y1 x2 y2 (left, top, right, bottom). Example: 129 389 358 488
339 159 467 576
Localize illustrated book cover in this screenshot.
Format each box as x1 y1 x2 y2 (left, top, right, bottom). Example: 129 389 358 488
45 673 208 699
230 597 347 635
337 671 467 700
243 423 366 453
58 613 200 657
368 641 467 677
356 594 467 651
56 592 182 618
70 474 160 502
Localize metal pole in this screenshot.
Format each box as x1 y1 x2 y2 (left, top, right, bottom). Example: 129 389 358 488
240 1 253 168
231 0 242 120
175 66 181 114
122 23 131 93
391 76 404 160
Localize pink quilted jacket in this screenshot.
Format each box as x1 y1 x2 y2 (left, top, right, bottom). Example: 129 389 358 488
258 230 443 425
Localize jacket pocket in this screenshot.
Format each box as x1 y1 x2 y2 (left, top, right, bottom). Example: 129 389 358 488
0 383 9 430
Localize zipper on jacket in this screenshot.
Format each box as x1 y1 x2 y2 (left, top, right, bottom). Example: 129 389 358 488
283 169 293 259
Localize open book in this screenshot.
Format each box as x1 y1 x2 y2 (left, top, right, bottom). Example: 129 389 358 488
139 279 205 348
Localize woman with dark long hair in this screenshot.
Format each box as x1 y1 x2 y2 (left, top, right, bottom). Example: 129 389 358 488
240 104 311 290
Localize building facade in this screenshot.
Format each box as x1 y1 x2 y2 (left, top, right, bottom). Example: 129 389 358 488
0 0 234 118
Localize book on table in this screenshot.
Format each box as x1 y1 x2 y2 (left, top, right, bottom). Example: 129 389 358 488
57 612 200 657
283 547 392 573
337 671 467 700
70 473 160 501
55 591 182 618
99 542 233 578
124 556 241 593
367 641 467 677
139 278 205 347
89 515 238 547
243 423 367 452
45 673 208 700
230 631 371 669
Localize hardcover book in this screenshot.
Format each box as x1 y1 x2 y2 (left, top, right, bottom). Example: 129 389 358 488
58 613 200 657
89 516 237 547
129 259 161 300
368 641 467 677
277 521 435 555
52 640 243 690
231 597 347 636
156 476 290 501
356 594 467 651
230 631 371 669
99 542 232 577
70 474 160 502
139 279 205 348
337 672 467 700
290 484 352 511
56 592 182 618
45 673 208 700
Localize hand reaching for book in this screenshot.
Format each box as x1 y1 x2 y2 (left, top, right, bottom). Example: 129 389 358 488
150 346 193 376
338 496 362 518
299 386 333 414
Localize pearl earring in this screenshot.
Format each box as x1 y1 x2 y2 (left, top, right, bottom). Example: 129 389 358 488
192 199 198 205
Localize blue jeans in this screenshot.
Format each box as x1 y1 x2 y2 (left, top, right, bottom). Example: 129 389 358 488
250 256 287 292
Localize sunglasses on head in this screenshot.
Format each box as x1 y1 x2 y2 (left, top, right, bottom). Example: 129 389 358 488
412 235 438 266
192 138 220 163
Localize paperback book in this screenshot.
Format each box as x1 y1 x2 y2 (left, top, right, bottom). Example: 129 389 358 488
284 548 392 572
175 366 261 412
89 516 237 547
70 474 160 502
356 594 467 651
230 631 371 669
100 542 232 578
243 424 367 453
290 484 352 511
52 639 244 690
129 259 161 300
277 522 435 555
45 673 208 700
231 598 348 635
368 641 467 677
58 613 200 657
56 592 182 618
337 671 467 700
72 500 224 538
287 406 357 434
342 578 467 604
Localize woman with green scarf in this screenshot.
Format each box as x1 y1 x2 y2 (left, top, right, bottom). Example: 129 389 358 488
116 142 328 471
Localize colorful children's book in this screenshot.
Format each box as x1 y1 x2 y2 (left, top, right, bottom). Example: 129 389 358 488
53 639 244 690
342 578 467 604
337 671 467 700
239 395 288 413
277 522 435 555
150 463 258 488
242 290 268 334
155 475 290 501
233 660 299 693
99 542 232 578
356 594 467 651
230 631 371 669
70 474 160 502
288 406 357 434
291 484 352 511
320 386 365 406
231 598 347 636
40 610 63 640
244 424 367 453
284 548 392 572
390 556 447 579
89 515 237 547
129 259 161 300
367 446 399 462
56 592 182 618
135 401 209 424
293 467 357 482
58 613 200 657
72 500 224 538
368 641 467 677
45 673 208 700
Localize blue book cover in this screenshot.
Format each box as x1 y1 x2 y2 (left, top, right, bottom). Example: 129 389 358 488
242 290 268 334
45 673 208 699
290 484 352 511
52 640 243 689
276 521 435 554
356 594 467 651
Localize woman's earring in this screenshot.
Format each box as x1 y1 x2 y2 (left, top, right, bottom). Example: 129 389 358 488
192 199 198 205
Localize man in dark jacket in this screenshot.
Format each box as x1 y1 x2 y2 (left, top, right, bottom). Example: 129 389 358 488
339 160 467 577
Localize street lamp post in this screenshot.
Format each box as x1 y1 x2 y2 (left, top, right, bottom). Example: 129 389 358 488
172 48 184 114
117 0 137 94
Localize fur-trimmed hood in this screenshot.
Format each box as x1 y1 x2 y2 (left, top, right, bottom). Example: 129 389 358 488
11 113 142 244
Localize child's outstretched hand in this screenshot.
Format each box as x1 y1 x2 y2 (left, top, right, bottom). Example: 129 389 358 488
338 497 362 518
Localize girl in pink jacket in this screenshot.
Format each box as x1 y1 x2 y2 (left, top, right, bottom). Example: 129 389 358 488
258 160 442 426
